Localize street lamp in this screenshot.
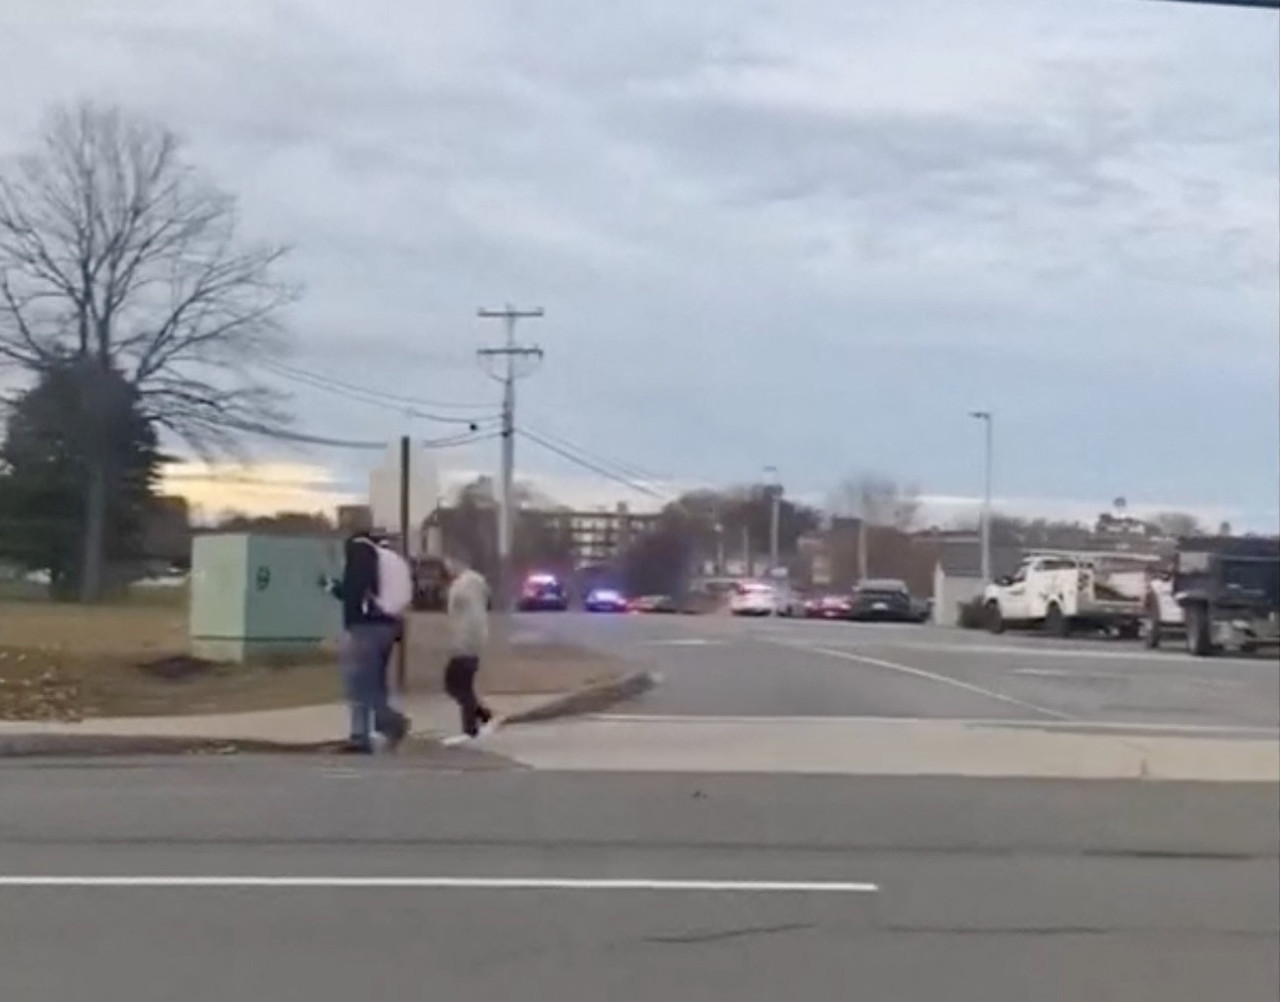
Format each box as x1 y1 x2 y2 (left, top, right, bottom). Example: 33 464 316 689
968 411 994 583
763 465 782 575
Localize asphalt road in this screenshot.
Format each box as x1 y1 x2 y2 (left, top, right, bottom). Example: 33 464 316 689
1 760 1277 1001
522 612 1280 730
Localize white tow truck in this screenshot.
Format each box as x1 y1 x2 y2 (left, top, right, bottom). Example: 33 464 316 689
982 551 1157 638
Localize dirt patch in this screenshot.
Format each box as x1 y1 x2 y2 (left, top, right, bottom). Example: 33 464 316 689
136 655 221 682
0 601 628 720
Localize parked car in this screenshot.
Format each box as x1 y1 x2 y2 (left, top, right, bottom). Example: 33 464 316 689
630 594 678 614
584 586 629 613
805 593 855 620
730 580 804 617
849 579 926 622
517 572 569 612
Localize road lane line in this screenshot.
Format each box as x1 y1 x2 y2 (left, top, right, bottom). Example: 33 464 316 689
642 639 725 647
586 713 1280 737
842 638 1269 666
1011 668 1132 681
787 643 1073 720
0 876 879 894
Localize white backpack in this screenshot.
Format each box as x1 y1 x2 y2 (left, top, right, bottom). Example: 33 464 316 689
359 540 414 617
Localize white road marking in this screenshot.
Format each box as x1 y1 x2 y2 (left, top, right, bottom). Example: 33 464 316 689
820 637 1268 667
788 643 1073 720
1011 668 1131 681
0 876 879 894
643 639 725 648
587 713 1279 737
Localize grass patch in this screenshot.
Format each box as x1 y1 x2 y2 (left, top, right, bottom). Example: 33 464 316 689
0 599 626 721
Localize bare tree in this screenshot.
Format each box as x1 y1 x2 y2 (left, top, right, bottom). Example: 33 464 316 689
830 473 921 580
831 474 921 530
0 102 298 599
1149 511 1204 539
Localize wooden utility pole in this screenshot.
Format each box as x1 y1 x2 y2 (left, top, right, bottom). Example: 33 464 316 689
477 305 544 612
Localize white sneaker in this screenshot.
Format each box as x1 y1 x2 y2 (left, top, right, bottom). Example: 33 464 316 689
441 733 474 748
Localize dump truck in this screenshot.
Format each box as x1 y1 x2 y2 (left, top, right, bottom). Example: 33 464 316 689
1143 536 1280 656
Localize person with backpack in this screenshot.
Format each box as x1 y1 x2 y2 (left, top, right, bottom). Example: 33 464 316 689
325 530 413 753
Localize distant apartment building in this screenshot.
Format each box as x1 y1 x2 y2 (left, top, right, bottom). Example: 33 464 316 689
541 502 661 567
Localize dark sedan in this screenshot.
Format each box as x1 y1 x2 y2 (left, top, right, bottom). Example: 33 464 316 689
848 580 927 622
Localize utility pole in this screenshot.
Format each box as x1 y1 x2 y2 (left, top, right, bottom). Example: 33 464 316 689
395 434 411 692
969 410 994 583
477 304 544 612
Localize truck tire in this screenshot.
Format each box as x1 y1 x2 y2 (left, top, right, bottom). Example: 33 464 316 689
1043 602 1069 638
1184 603 1213 657
985 601 1005 634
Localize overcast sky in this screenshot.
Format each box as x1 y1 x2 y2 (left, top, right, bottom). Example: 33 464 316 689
1 0 1277 527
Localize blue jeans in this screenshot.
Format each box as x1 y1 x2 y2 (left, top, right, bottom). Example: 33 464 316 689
340 622 406 744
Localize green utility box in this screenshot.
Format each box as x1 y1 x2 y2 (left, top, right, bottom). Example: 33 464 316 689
189 533 343 663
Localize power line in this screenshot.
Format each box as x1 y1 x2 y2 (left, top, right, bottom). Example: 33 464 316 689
266 359 495 411
420 429 502 449
163 432 499 490
261 360 498 426
523 419 673 490
227 422 389 450
163 471 360 488
517 427 668 501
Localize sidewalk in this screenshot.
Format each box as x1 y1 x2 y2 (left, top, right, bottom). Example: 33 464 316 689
0 692 557 746
483 716 1280 782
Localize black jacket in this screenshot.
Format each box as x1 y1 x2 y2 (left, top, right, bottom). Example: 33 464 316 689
329 533 398 629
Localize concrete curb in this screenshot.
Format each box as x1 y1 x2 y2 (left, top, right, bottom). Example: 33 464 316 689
0 733 506 761
500 670 657 726
0 671 658 758
0 733 346 758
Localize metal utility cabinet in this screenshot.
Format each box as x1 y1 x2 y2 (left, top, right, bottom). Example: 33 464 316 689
189 533 343 662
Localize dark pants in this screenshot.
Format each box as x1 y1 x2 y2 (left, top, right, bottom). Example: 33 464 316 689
444 655 492 737
340 622 408 746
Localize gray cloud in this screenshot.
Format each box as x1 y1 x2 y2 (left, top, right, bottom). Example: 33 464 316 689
0 0 1275 523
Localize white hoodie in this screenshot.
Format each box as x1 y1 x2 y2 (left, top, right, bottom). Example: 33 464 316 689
446 568 490 657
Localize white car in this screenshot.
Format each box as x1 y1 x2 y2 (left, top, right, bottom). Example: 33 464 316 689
729 581 803 617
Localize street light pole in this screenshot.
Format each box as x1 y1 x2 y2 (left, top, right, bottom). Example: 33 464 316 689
968 411 994 583
764 465 781 574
